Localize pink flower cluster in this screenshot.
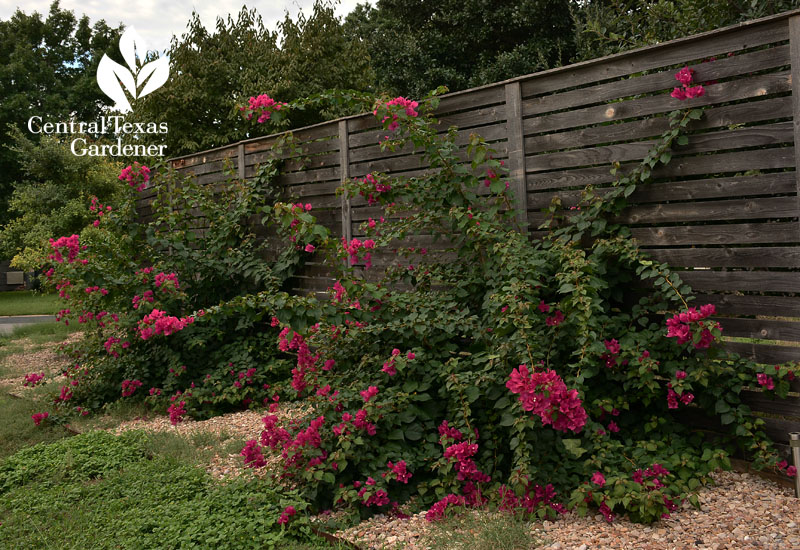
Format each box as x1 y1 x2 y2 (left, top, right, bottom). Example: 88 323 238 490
32 412 49 425
632 463 678 517
756 373 775 390
154 272 179 290
132 290 154 309
670 66 705 100
56 384 73 402
385 460 412 484
23 372 45 387
167 400 186 425
121 379 142 397
542 304 565 326
666 383 694 409
137 309 194 340
665 304 719 349
277 505 296 525
601 338 621 368
438 420 463 443
425 494 465 522
278 328 320 395
343 237 376 267
48 235 81 264
444 441 491 485
506 364 587 433
358 173 391 205
777 460 797 477
241 439 267 468
242 94 288 123
375 96 419 131
497 481 567 516
360 385 379 403
119 163 150 191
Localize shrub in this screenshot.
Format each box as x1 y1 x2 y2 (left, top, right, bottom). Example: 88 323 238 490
227 83 797 524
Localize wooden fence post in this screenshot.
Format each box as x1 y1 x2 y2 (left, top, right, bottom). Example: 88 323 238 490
789 15 800 240
237 143 245 180
504 82 529 233
339 120 352 243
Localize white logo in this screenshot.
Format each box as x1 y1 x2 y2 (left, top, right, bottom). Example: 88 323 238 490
97 27 169 113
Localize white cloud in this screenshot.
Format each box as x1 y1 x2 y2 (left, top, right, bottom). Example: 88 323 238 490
0 0 363 53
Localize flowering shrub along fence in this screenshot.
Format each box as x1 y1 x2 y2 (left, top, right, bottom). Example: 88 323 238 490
36 15 800 531
37 156 330 421
205 85 797 526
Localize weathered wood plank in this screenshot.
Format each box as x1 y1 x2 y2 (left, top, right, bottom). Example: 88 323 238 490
645 247 800 268
725 341 800 364
523 44 790 117
505 82 528 231
527 173 798 212
526 148 794 190
632 172 797 203
525 95 793 155
626 222 800 246
614 196 800 225
528 122 794 173
349 122 507 160
340 120 352 245
679 270 800 293
716 317 800 341
519 17 788 98
524 72 791 137
740 390 800 417
791 15 800 243
692 293 800 317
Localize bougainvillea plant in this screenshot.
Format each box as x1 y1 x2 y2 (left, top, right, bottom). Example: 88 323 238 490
221 74 796 525
36 66 798 530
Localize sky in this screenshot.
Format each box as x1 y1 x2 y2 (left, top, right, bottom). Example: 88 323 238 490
0 0 363 53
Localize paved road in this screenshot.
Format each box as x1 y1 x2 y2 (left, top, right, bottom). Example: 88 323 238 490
0 315 56 335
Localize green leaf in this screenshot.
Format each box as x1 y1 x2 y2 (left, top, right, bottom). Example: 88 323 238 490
405 424 424 441
562 438 586 458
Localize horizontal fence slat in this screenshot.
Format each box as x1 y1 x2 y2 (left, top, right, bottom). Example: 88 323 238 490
519 17 788 98
694 293 800 317
527 122 794 173
626 222 800 246
526 148 795 190
522 43 790 117
725 341 800 364
525 95 793 155
716 317 800 341
678 270 800 292
646 247 800 268
523 72 791 137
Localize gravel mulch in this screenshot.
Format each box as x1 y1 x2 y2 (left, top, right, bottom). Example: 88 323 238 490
0 333 80 394
332 470 799 550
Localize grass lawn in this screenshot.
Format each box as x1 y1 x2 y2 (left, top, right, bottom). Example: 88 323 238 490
0 291 60 316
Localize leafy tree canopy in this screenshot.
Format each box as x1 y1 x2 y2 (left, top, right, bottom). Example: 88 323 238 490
0 0 122 224
344 0 576 98
132 1 375 158
571 0 800 61
0 128 121 270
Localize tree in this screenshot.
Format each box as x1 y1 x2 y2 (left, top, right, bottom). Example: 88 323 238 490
570 0 800 61
132 1 375 158
344 0 576 98
0 0 123 224
0 128 121 270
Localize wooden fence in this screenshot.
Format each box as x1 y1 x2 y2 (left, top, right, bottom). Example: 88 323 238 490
146 10 800 464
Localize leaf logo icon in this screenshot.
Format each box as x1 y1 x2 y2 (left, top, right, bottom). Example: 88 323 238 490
97 27 170 112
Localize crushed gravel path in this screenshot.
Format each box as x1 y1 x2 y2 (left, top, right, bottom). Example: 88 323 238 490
333 471 800 550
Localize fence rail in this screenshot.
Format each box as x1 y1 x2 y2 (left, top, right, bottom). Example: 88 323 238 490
143 9 800 459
